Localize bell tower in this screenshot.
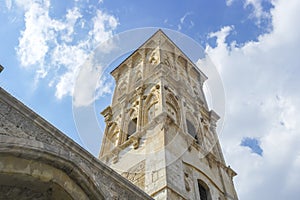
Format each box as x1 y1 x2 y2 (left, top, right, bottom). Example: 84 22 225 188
99 30 238 200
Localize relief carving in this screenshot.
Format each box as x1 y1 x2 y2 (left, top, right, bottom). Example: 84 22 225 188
144 85 160 124
148 49 159 65
183 166 193 193
127 100 139 119
121 160 145 189
162 52 174 68
166 92 180 125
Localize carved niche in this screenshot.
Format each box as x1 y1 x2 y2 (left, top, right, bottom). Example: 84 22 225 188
165 92 180 125
144 84 160 124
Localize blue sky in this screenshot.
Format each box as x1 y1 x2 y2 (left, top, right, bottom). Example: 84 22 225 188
241 137 263 155
1 0 300 199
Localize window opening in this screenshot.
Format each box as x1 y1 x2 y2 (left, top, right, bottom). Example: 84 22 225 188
127 118 137 139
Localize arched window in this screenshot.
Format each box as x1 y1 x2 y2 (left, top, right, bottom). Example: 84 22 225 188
166 93 180 125
145 92 159 124
198 180 210 200
127 118 137 139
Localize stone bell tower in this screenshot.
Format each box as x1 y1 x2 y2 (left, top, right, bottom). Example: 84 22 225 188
99 30 238 200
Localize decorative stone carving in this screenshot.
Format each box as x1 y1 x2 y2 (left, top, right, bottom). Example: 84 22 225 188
183 165 194 193
121 160 145 189
131 136 140 149
184 172 191 192
0 87 153 200
98 30 238 200
143 84 160 124
166 92 180 124
101 106 112 123
162 51 174 69
148 49 159 65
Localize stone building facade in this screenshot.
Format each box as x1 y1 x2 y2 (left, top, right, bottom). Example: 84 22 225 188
99 30 238 200
0 87 152 199
0 30 237 200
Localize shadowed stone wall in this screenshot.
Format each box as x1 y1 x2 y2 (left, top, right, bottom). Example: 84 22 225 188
0 87 153 200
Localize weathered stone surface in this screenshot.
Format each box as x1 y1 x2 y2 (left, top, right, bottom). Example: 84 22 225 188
0 87 153 200
99 30 238 200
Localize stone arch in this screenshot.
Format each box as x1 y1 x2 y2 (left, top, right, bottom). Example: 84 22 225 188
128 106 138 119
144 92 159 124
126 100 139 139
165 92 180 125
197 179 212 200
0 156 89 200
0 146 105 200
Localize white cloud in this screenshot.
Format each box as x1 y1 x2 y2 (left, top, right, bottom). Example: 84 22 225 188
61 7 82 42
17 1 53 68
178 12 193 31
203 0 300 199
244 0 268 20
52 43 88 99
89 9 118 47
180 12 191 24
5 0 12 10
72 54 113 107
206 26 234 73
177 24 182 31
226 0 234 6
14 0 118 106
226 0 271 26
